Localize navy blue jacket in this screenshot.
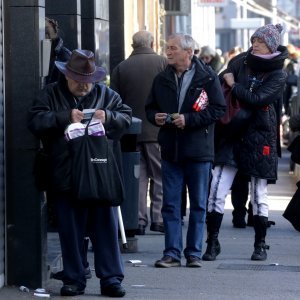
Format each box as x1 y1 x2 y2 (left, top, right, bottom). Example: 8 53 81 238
145 56 226 163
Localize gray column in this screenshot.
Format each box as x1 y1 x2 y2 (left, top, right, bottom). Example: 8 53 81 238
81 0 109 73
45 0 81 50
4 0 47 288
109 0 125 74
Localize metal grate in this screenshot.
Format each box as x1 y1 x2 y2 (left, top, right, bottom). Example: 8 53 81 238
218 263 300 272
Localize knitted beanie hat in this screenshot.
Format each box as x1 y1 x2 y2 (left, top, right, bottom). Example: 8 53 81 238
250 23 283 53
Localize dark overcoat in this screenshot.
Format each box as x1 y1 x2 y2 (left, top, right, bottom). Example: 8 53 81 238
110 47 168 142
145 56 226 163
215 46 288 181
28 78 132 192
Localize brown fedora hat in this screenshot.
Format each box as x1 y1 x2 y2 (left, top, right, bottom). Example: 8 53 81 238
55 49 106 83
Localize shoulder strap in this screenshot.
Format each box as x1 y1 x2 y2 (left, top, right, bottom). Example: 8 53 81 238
75 84 107 110
95 84 107 110
85 84 107 126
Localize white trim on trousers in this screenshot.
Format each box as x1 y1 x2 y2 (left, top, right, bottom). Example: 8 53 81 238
207 165 268 217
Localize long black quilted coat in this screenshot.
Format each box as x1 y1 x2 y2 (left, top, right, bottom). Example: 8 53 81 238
215 45 288 181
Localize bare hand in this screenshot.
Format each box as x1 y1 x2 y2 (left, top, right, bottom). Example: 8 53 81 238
223 73 235 88
93 109 106 123
172 113 185 129
155 113 168 126
71 109 84 123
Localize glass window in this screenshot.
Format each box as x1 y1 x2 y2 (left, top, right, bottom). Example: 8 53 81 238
165 0 180 11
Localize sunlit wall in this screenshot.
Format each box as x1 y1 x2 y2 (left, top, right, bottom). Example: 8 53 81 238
123 0 164 57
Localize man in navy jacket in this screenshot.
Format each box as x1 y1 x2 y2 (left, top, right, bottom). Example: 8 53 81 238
146 33 226 268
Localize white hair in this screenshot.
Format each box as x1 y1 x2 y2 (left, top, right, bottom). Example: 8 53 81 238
132 31 154 49
167 33 195 52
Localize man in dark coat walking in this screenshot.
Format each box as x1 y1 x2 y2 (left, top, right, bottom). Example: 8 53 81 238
111 30 168 235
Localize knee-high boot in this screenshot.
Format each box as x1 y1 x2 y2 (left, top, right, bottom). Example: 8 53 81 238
247 202 254 226
202 211 223 261
251 215 269 261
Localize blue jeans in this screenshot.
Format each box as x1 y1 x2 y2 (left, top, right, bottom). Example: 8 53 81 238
161 159 212 260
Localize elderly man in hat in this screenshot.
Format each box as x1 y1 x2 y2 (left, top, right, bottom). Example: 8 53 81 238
28 49 132 297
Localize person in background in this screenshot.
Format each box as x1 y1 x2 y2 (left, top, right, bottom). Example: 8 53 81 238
203 24 287 262
146 33 226 268
200 45 224 73
218 46 243 75
180 40 202 226
231 171 252 228
45 17 71 84
282 44 300 116
193 40 201 58
220 46 252 229
28 49 132 297
289 112 300 131
110 30 168 235
201 44 252 229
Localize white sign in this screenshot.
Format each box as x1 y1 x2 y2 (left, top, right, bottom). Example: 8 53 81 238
193 0 228 7
191 3 216 49
230 18 265 29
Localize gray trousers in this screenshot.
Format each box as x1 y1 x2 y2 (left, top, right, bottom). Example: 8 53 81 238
137 142 163 226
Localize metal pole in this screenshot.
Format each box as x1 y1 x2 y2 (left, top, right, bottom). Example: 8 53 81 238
272 0 277 24
117 206 128 249
236 0 242 47
242 0 248 50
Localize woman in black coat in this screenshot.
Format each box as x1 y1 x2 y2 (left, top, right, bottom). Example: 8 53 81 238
203 24 288 262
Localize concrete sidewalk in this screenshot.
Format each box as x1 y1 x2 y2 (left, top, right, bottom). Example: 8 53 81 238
1 148 300 299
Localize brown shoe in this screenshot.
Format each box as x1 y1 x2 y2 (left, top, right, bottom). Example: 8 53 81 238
135 224 146 235
154 255 181 268
150 222 164 233
186 256 202 268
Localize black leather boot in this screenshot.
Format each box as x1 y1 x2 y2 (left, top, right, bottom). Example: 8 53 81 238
247 202 254 226
202 211 223 261
251 215 269 261
232 209 247 228
231 172 249 228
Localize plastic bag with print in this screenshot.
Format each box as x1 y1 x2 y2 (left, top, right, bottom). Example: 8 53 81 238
193 89 209 112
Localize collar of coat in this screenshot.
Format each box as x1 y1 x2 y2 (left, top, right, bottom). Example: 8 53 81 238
161 56 215 86
130 47 157 56
243 45 288 73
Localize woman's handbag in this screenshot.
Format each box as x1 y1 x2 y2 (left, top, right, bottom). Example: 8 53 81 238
283 181 300 232
68 120 125 206
287 135 300 164
219 82 242 125
219 82 252 135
